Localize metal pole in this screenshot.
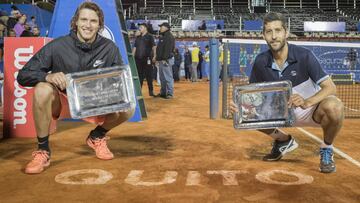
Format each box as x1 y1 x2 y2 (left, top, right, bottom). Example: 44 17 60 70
222 42 229 119
210 38 219 119
318 0 320 9
239 16 242 32
288 17 291 33
336 0 339 10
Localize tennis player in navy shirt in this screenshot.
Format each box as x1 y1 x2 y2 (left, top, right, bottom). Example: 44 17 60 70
231 12 344 173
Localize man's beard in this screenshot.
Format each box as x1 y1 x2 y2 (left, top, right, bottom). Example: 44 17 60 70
268 39 286 53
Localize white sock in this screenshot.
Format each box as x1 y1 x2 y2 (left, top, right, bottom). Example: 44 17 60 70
321 143 333 148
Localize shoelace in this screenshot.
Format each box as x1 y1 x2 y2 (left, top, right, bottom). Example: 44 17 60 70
32 151 49 162
271 140 282 153
92 137 111 153
320 148 333 164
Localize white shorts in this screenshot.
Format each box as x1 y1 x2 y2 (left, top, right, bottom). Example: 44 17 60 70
293 104 321 127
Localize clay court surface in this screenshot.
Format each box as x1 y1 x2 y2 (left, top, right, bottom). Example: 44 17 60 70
0 81 359 203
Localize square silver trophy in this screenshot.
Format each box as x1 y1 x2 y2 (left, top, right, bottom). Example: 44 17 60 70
66 65 136 119
233 80 295 130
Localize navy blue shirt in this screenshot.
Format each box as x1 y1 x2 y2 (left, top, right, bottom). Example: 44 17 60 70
250 43 329 99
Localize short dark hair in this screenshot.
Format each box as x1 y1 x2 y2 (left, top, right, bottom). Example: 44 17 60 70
70 2 104 33
263 12 287 31
31 16 35 19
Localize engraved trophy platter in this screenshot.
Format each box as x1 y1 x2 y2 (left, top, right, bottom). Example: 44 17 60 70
233 80 295 129
66 65 136 119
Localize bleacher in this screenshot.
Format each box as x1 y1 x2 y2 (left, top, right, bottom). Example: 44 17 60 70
127 1 360 41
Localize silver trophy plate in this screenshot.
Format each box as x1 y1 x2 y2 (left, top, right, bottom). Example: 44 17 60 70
233 80 295 130
66 65 136 119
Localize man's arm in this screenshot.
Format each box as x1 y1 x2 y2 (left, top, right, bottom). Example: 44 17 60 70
17 43 52 87
152 45 157 62
132 47 136 57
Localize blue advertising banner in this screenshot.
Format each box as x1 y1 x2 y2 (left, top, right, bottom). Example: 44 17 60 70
244 20 263 31
126 20 168 31
304 21 346 32
49 0 142 121
223 39 360 82
182 20 224 31
358 22 360 31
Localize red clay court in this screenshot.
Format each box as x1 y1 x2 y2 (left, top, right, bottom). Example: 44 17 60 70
0 82 359 202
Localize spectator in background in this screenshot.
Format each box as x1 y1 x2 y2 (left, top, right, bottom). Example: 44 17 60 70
184 46 192 81
239 46 247 76
8 28 16 37
27 16 38 31
198 20 207 31
10 5 20 17
155 22 175 99
204 45 210 80
347 48 358 71
7 5 21 29
0 9 9 26
14 14 27 37
132 23 156 96
146 20 155 35
197 49 203 80
191 42 200 82
0 21 7 49
172 48 182 82
32 26 40 37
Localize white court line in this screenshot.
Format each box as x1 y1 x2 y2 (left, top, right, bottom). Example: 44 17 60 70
297 127 360 168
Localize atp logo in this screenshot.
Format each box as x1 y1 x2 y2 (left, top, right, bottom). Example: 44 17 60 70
99 25 115 42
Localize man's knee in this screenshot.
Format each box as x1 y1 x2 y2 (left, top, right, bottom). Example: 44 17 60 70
33 82 56 105
319 97 344 122
107 108 135 124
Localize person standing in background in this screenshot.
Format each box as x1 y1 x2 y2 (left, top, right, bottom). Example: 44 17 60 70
27 16 38 31
204 45 210 81
132 23 156 96
173 48 182 82
197 49 203 80
155 22 175 99
184 46 192 81
191 42 200 82
347 48 358 71
14 14 26 37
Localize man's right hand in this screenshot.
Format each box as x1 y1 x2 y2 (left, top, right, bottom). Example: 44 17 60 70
45 72 67 90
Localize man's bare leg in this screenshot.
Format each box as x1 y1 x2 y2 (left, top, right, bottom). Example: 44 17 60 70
25 82 61 174
313 96 344 173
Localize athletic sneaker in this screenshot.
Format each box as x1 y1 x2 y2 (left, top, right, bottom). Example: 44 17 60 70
263 136 299 161
25 150 50 174
86 136 114 160
319 147 336 173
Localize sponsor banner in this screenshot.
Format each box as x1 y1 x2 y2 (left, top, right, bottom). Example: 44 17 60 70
244 20 263 31
182 20 224 31
223 39 360 82
304 21 346 32
3 37 56 138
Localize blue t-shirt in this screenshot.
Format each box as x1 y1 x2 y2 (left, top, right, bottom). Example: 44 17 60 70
250 43 329 99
